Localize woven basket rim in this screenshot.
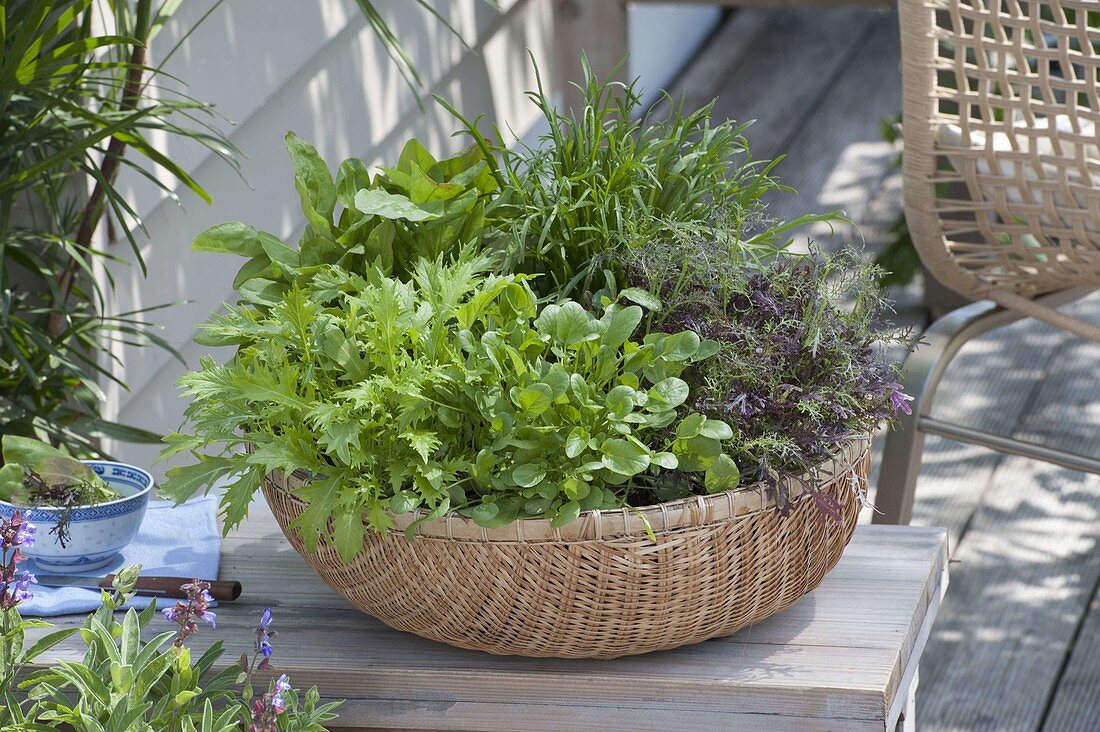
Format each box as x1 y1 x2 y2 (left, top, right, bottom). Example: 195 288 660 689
272 436 869 543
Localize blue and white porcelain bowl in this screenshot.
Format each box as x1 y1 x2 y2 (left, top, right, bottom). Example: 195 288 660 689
0 461 153 573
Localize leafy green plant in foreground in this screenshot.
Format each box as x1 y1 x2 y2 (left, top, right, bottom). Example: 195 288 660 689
0 520 339 731
161 253 736 556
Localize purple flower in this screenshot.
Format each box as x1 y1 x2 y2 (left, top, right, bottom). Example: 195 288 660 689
1 512 36 608
250 675 293 731
15 521 35 548
13 571 36 602
164 579 217 646
887 387 914 416
256 608 276 658
1 511 36 551
271 674 292 713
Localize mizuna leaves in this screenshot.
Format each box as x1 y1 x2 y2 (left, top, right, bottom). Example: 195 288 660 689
161 254 733 544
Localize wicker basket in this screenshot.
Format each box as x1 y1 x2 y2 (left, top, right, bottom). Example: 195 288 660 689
262 437 869 659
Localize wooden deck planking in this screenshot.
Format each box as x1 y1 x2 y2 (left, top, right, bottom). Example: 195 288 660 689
667 9 885 162
914 313 1100 731
1044 591 1100 732
757 11 902 255
670 8 1100 732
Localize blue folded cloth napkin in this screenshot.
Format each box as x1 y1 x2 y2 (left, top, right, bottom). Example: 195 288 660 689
19 496 220 617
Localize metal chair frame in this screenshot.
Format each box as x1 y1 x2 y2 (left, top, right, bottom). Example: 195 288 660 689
873 287 1100 525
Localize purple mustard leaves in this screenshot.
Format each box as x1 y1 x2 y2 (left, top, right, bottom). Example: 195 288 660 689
1 511 36 609
622 239 913 517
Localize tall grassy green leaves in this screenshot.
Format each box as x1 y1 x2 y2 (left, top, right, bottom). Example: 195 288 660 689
443 56 844 298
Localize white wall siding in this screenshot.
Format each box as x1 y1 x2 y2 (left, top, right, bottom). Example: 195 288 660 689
101 1 721 474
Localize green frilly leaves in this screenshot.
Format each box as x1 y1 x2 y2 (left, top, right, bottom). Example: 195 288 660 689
160 253 733 560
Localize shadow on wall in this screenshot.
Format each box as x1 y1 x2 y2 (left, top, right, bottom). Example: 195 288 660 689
103 0 551 475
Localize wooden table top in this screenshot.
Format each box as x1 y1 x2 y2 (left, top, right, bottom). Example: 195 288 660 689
27 503 948 732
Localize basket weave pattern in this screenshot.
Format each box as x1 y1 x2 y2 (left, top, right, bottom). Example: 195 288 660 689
902 0 1100 301
262 439 869 659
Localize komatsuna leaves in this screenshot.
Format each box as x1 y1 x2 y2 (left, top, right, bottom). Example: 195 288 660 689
649 377 689 410
600 438 650 476
564 428 588 459
699 418 734 440
511 463 546 488
704 454 741 493
390 490 420 514
673 434 723 473
659 330 702 361
551 501 581 528
466 501 499 525
675 413 706 438
619 287 661 311
354 189 440 222
510 384 553 416
191 222 265 257
536 301 598 347
601 305 643 348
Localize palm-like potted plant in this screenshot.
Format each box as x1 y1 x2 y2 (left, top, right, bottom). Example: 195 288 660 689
162 63 912 659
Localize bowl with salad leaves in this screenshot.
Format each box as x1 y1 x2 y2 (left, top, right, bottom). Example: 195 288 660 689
0 436 153 572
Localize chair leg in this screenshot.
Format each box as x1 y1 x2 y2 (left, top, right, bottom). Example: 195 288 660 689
875 384 927 526
873 287 1096 524
874 300 1021 524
